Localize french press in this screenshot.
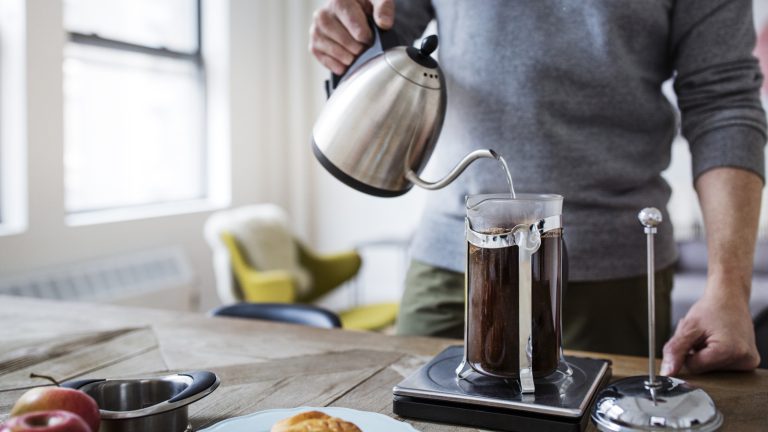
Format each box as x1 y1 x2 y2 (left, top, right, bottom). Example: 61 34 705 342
459 193 566 394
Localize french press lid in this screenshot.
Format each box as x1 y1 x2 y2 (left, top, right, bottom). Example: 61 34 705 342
591 208 722 431
592 376 723 431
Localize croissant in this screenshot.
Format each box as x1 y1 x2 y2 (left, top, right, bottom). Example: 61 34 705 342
271 410 362 432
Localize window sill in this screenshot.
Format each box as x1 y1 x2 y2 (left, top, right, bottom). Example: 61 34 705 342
66 199 228 227
0 223 28 237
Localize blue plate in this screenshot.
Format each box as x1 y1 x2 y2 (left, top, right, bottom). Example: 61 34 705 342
199 406 420 432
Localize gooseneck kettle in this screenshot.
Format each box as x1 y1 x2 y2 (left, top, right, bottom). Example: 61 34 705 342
312 24 499 197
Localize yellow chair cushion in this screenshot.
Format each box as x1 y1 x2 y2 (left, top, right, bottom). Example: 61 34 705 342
339 302 399 331
221 231 296 303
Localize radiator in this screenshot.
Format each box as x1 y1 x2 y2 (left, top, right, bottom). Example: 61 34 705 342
0 247 195 309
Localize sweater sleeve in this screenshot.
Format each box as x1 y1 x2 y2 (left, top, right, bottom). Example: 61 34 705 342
671 0 767 183
393 0 435 44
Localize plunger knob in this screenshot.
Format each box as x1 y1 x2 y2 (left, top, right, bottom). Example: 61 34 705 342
638 207 662 228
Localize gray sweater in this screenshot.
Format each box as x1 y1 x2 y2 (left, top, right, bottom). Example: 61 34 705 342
396 0 767 280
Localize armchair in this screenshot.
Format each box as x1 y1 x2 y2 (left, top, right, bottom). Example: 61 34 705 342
205 205 398 331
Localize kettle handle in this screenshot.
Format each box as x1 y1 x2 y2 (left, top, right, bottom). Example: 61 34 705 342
325 18 402 98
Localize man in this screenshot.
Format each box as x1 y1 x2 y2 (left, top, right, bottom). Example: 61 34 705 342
309 0 765 376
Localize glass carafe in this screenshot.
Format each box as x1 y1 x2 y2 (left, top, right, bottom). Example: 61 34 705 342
462 194 564 389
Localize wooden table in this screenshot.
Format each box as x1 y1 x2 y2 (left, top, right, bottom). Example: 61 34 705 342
0 296 765 431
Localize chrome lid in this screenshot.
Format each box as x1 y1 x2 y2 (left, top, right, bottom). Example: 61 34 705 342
591 376 723 431
383 35 441 89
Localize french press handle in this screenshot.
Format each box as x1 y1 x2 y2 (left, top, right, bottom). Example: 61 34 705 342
325 18 402 98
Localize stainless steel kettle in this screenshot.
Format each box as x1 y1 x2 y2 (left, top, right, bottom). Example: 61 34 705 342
312 24 499 197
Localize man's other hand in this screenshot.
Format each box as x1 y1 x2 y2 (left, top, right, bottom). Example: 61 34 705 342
661 285 760 375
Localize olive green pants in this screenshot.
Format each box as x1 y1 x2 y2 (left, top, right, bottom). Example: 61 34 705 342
395 260 674 357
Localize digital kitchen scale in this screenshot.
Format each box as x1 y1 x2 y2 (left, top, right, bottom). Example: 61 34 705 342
393 345 611 432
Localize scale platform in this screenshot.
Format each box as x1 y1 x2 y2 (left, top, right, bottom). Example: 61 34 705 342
393 346 612 432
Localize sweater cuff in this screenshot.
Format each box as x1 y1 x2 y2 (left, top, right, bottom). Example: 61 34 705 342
690 125 767 184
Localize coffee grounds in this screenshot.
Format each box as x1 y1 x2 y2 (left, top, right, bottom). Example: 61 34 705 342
467 228 562 378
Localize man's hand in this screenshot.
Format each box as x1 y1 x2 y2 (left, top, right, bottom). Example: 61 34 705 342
661 167 763 375
661 284 759 375
309 0 395 75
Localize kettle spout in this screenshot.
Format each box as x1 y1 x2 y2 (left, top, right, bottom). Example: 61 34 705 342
406 149 499 190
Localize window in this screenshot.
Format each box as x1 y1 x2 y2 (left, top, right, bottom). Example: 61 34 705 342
0 0 27 235
63 0 207 215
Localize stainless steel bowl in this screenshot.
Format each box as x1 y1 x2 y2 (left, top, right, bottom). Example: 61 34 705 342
63 371 219 432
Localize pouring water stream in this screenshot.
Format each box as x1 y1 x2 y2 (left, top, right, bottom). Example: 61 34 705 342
496 155 516 198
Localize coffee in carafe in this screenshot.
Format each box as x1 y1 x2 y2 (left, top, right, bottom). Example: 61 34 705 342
464 194 564 381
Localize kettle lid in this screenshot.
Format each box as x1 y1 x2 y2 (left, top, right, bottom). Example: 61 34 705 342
385 35 443 89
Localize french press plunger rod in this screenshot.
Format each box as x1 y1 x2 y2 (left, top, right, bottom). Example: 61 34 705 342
639 207 663 388
591 208 723 432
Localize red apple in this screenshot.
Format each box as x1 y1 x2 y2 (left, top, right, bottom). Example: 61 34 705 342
9 387 99 432
0 410 91 432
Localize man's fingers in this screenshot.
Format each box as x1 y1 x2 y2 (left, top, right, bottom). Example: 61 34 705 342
313 7 366 56
312 31 356 67
684 344 729 374
309 0 396 73
661 318 705 376
330 0 372 43
310 6 367 74
686 340 761 374
314 52 347 76
355 0 372 16
371 0 395 29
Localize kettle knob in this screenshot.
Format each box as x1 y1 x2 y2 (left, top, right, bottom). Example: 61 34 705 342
404 35 439 69
420 35 438 56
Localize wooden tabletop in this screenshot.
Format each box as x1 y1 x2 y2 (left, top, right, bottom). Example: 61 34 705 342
0 296 765 431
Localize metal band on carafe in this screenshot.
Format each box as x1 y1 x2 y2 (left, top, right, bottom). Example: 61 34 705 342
465 214 562 248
